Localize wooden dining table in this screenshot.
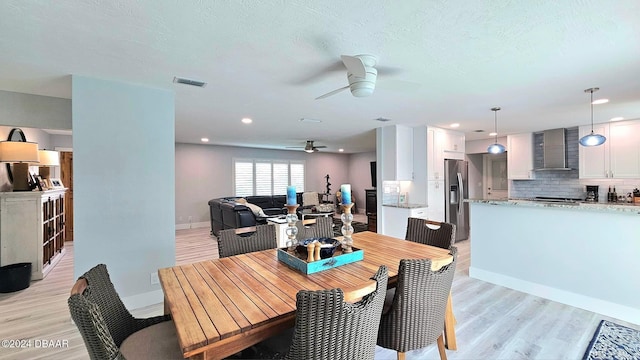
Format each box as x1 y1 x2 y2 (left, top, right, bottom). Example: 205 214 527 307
158 231 457 360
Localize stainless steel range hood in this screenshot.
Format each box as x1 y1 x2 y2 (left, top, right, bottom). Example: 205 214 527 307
535 128 572 170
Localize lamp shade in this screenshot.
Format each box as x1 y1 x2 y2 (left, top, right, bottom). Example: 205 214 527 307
36 150 60 166
0 141 39 163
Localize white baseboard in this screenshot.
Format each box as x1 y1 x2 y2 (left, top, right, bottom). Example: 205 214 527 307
469 266 640 325
175 221 210 230
122 289 164 310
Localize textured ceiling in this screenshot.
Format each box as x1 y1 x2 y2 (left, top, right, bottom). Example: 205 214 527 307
0 0 639 153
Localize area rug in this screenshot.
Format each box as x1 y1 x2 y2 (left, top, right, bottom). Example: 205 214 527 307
582 320 640 360
332 217 368 237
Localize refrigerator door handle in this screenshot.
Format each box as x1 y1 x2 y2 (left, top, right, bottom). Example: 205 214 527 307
457 172 464 216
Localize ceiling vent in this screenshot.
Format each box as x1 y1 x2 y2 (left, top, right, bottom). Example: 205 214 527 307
173 77 207 87
374 117 391 122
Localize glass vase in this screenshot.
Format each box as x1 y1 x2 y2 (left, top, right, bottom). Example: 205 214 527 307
340 203 354 253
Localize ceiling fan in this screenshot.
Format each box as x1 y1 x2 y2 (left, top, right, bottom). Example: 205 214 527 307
286 140 326 153
315 54 406 100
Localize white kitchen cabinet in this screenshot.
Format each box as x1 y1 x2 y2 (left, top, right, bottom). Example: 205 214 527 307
427 128 444 180
507 132 535 180
427 127 465 180
381 205 429 239
579 120 640 179
609 120 640 178
381 125 413 181
579 124 609 179
442 130 465 160
0 189 67 280
427 180 445 221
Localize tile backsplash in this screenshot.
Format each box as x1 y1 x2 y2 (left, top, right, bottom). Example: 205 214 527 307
510 127 640 201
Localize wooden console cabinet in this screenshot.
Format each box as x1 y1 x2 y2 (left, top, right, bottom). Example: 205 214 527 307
0 189 66 280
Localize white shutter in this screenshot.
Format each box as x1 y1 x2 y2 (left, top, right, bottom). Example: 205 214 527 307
290 162 305 193
234 161 253 197
255 162 272 196
273 163 289 195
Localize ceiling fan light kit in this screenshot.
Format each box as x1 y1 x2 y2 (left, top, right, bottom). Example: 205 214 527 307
487 107 506 154
287 140 326 153
579 87 607 147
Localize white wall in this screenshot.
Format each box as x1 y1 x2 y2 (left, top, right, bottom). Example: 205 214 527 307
0 90 71 130
347 151 376 212
175 144 356 227
466 153 484 199
73 76 175 308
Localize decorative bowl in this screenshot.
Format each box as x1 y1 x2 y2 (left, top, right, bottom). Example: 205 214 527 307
296 237 340 259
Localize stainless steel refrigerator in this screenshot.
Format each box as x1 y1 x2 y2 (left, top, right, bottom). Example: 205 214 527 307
444 159 469 241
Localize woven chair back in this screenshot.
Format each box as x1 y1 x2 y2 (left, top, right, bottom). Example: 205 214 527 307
405 217 456 249
285 266 389 360
218 224 277 258
377 247 457 353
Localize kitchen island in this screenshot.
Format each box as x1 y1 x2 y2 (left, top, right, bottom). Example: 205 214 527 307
467 199 640 324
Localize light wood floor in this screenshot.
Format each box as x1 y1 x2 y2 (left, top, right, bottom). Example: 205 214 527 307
1 227 637 360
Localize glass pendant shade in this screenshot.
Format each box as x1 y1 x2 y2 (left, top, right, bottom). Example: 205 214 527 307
579 131 606 146
487 107 506 154
488 143 506 154
579 88 606 147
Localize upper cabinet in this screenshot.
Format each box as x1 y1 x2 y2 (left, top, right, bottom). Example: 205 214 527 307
579 120 640 179
609 121 640 178
380 125 414 181
427 127 465 180
442 130 465 160
507 133 534 180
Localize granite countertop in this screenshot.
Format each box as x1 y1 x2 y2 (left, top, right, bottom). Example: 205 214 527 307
466 198 640 214
382 203 428 209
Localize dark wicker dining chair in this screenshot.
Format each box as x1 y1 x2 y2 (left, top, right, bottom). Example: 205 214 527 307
68 264 182 360
405 217 456 249
377 247 457 360
295 216 334 240
276 265 389 360
218 224 277 258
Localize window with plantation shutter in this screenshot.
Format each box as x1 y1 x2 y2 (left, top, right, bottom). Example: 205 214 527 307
233 159 305 196
234 161 253 197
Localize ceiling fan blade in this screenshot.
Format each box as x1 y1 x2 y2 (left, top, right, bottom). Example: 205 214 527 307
341 55 366 78
314 145 327 148
315 85 349 100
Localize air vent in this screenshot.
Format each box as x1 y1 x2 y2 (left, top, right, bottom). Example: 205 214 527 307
299 118 322 123
173 77 207 87
374 117 391 122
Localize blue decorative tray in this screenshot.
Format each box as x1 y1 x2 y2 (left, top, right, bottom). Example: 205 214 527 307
277 245 364 274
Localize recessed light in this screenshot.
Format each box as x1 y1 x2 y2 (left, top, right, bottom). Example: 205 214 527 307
241 118 253 124
489 132 497 136
450 123 460 128
338 148 344 152
592 98 609 105
610 117 624 121
201 138 209 142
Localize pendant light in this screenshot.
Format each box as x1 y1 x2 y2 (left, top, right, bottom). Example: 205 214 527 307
487 107 506 154
579 87 606 147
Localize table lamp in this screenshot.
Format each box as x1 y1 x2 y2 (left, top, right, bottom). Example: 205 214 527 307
0 141 40 191
35 150 60 187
